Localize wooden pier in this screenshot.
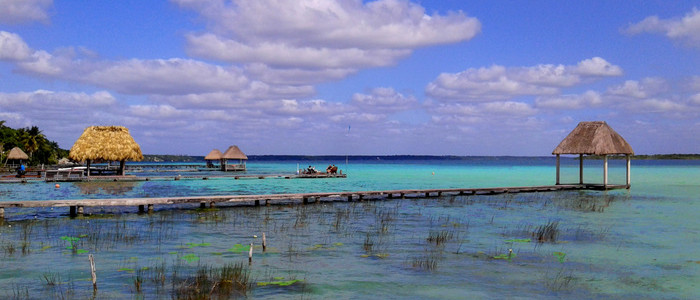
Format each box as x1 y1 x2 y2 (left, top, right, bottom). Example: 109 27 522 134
0 172 347 183
0 184 626 219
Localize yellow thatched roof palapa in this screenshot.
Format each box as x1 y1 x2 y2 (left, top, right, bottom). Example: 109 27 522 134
552 121 634 156
204 149 223 160
69 126 144 162
6 147 29 160
222 145 248 160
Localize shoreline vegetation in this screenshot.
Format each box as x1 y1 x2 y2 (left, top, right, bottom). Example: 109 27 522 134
141 153 700 162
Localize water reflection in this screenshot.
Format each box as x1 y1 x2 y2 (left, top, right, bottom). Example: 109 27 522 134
74 181 138 195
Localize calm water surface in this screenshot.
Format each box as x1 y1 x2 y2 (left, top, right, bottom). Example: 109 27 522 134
0 157 698 299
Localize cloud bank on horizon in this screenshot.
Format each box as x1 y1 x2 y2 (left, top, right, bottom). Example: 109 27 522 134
0 0 698 155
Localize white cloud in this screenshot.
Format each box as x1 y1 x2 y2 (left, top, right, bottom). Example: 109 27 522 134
83 59 250 95
351 87 418 112
2 32 252 95
244 63 354 85
535 91 602 109
429 101 536 118
0 0 52 24
691 93 700 105
186 33 412 69
176 0 480 79
606 78 667 99
0 31 33 61
636 99 687 112
574 57 623 76
625 7 700 47
426 57 622 101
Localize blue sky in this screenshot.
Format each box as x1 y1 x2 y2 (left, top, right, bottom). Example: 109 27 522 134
1 0 699 155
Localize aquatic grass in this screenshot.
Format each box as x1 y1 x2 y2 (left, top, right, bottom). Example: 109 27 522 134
42 271 60 286
426 229 455 246
543 267 576 292
171 262 252 299
409 254 439 271
532 221 559 243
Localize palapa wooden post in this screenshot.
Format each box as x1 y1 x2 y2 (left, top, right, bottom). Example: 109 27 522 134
147 204 154 213
555 154 560 185
138 205 145 213
89 254 97 291
626 154 631 189
262 233 267 252
603 155 608 189
578 154 584 184
248 242 253 264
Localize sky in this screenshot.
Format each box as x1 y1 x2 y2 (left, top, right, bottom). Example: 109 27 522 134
1 0 699 156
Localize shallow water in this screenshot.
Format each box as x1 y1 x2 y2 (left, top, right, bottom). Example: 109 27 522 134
0 157 698 298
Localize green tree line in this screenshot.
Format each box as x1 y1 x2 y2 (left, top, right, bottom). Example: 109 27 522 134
0 121 69 166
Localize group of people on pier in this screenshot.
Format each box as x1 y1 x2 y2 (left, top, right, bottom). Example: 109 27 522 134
303 164 338 174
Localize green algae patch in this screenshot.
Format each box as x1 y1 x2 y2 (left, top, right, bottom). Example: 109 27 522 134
226 244 250 253
118 268 135 273
76 249 89 254
60 236 80 250
493 250 516 261
360 253 389 259
553 252 566 263
186 242 211 248
333 242 343 246
40 245 52 251
505 238 531 243
257 279 303 287
181 253 199 263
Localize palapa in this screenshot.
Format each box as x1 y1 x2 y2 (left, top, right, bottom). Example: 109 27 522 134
204 149 223 160
204 149 223 168
69 126 143 176
221 145 247 171
6 147 29 160
552 121 633 155
552 121 633 188
222 145 248 160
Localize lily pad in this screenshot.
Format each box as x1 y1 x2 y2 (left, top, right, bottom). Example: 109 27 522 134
186 242 211 248
505 238 531 243
118 268 135 273
181 253 199 263
76 249 89 254
226 244 251 253
553 251 566 263
257 279 303 287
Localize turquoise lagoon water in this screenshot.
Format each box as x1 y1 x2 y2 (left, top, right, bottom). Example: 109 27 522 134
0 157 698 299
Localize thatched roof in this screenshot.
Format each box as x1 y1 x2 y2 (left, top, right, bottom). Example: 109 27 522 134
204 149 223 160
7 147 28 160
552 121 634 155
222 145 248 160
69 126 144 162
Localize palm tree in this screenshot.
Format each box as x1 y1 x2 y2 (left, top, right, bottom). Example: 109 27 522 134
18 126 47 161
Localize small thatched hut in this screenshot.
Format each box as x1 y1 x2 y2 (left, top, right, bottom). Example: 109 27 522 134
4 147 29 167
221 145 247 171
204 149 223 168
69 126 143 176
552 121 634 188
